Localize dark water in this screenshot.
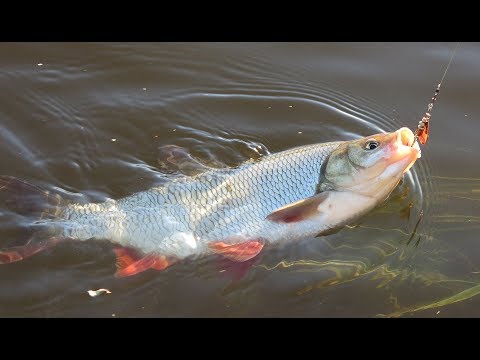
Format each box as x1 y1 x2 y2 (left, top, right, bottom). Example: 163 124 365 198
0 42 479 317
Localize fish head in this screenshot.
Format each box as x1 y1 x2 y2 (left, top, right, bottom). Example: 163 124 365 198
320 127 421 202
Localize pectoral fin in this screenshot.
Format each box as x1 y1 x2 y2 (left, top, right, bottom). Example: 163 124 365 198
266 192 331 223
315 226 342 237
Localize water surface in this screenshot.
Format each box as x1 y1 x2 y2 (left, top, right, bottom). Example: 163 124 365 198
0 42 479 317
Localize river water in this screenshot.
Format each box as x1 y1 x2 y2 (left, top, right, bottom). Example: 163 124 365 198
0 42 479 317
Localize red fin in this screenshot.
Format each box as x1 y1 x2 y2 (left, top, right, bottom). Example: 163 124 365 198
113 247 143 270
266 192 330 223
209 239 264 262
114 249 175 278
0 237 64 264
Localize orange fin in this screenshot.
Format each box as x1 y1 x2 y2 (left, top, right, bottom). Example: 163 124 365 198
0 237 64 264
266 192 330 223
209 238 264 262
114 248 175 278
113 247 143 269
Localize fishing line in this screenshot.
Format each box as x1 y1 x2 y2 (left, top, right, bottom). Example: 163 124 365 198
412 42 459 146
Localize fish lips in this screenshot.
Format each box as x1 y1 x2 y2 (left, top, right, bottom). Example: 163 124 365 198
385 127 421 174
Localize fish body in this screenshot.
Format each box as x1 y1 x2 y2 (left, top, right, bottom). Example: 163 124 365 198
0 127 421 277
61 142 342 258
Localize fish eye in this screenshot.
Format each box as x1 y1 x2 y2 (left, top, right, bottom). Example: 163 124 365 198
365 139 379 150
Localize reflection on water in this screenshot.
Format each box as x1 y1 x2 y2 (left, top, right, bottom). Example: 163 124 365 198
0 42 479 317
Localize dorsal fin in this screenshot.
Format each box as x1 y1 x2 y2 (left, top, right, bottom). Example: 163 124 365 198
158 145 213 176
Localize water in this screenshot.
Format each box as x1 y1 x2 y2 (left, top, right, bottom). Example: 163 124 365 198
0 42 479 317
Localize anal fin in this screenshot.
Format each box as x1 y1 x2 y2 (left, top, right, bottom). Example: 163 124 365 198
113 247 176 278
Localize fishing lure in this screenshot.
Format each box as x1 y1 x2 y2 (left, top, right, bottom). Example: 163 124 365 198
413 43 459 146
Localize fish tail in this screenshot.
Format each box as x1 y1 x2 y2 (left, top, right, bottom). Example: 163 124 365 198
0 175 70 220
0 176 72 264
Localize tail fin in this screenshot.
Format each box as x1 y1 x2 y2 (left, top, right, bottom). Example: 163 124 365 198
0 237 64 264
0 176 73 264
0 175 69 220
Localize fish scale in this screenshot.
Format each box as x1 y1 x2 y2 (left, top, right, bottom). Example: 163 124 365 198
60 141 343 258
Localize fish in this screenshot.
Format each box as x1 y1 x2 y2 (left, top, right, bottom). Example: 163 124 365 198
0 127 421 278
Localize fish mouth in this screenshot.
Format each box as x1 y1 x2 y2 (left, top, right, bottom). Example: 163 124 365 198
396 127 421 157
398 127 415 147
387 127 421 174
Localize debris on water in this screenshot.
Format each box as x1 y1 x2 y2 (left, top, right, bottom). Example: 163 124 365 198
298 131 303 134
37 63 43 66
142 87 147 91
112 313 116 317
436 311 441 315
111 138 117 142
289 105 293 108
87 288 112 297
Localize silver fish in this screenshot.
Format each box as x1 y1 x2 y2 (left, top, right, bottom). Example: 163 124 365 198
0 127 420 277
